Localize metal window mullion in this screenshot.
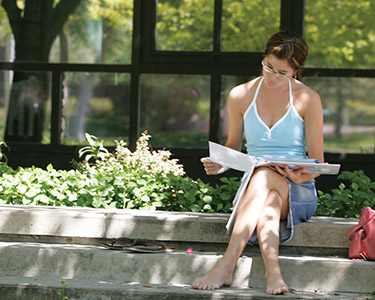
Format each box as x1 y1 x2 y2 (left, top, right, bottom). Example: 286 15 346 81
50 70 62 145
213 0 223 54
129 73 140 152
209 74 221 143
211 0 222 143
280 0 305 37
128 0 142 151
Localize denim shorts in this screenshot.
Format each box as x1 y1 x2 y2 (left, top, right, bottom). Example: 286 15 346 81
248 178 317 245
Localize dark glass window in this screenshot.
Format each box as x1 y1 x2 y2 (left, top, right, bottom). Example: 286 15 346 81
0 71 11 137
140 74 210 147
0 0 374 157
303 77 375 153
2 71 51 143
220 75 255 145
62 72 130 145
0 7 12 62
49 0 133 64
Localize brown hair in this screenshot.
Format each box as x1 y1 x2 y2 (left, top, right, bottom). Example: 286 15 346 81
264 30 308 81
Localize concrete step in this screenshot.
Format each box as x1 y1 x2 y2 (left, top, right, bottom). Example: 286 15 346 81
1 205 373 299
1 242 374 294
1 277 373 300
0 277 372 300
0 205 358 253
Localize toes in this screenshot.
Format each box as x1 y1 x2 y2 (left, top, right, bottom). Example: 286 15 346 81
266 286 289 295
192 282 220 290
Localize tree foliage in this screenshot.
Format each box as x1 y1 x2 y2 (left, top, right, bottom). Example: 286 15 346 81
156 0 214 51
305 0 375 68
221 0 280 52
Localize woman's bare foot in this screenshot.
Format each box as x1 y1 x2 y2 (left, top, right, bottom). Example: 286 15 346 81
192 261 233 290
266 270 289 295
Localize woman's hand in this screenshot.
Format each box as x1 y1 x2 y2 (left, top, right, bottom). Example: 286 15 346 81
271 165 306 185
201 157 228 175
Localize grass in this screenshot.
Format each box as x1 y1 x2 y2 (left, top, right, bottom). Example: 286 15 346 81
324 131 374 153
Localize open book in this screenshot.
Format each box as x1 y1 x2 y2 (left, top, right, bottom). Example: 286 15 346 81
209 141 341 175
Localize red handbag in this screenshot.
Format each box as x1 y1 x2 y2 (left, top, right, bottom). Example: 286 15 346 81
347 206 375 260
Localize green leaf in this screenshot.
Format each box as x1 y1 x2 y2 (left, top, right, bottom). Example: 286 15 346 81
220 192 232 201
46 163 54 172
202 195 212 204
203 204 212 211
351 182 359 191
25 187 40 198
141 195 150 202
190 204 201 212
17 184 28 194
220 177 230 184
35 194 50 204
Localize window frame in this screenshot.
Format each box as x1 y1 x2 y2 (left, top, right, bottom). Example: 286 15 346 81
0 0 374 153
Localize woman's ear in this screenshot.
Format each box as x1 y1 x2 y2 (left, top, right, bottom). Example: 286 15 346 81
293 66 303 80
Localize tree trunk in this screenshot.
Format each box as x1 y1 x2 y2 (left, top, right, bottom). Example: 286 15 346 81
72 73 95 141
2 0 81 142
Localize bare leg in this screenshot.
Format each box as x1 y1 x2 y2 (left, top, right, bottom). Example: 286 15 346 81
192 168 288 291
257 189 289 295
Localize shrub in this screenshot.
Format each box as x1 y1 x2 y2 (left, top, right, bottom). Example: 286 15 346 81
0 140 9 163
316 170 375 218
2 133 373 219
0 132 240 213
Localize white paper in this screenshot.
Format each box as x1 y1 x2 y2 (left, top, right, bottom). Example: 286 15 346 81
256 160 341 175
209 141 256 172
209 141 341 175
225 171 252 232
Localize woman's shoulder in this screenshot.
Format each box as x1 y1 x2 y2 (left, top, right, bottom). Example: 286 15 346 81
292 79 320 102
228 77 261 103
292 79 322 117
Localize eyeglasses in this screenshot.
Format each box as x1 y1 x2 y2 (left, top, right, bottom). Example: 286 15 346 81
261 61 289 80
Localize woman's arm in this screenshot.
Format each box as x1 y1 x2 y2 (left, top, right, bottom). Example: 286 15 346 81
304 90 324 164
275 87 324 184
201 84 248 175
225 85 247 151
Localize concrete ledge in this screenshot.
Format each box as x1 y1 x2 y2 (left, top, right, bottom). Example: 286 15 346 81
250 255 375 293
1 241 374 294
0 242 251 288
0 205 357 249
0 278 371 300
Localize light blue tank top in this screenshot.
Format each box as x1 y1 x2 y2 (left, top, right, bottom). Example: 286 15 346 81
244 77 307 159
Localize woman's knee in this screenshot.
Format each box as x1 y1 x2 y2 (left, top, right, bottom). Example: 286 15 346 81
248 168 273 191
250 168 288 193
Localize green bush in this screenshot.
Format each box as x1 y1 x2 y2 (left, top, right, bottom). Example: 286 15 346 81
3 133 372 218
0 140 9 163
0 132 240 213
316 170 375 218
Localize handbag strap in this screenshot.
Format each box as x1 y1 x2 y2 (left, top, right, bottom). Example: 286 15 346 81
347 210 375 240
357 229 368 260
